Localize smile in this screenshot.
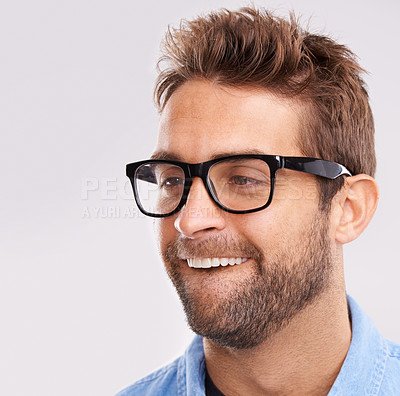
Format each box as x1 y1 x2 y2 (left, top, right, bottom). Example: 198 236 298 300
187 257 249 268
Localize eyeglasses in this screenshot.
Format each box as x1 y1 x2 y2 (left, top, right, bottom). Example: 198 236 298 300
126 154 352 217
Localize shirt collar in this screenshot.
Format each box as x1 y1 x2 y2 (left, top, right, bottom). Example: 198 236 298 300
328 295 388 395
178 333 205 395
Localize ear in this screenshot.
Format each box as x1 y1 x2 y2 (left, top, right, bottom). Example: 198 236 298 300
335 174 379 244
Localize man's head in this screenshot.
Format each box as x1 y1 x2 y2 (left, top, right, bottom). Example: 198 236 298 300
133 7 379 349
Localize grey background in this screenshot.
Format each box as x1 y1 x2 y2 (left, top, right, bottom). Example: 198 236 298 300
1 0 399 395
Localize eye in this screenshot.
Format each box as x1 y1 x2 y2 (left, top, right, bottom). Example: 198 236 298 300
161 177 184 188
228 175 260 186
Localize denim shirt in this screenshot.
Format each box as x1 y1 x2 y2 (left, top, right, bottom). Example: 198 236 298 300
117 296 400 395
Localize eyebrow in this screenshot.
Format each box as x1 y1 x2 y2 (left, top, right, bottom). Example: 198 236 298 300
150 151 182 161
150 149 268 162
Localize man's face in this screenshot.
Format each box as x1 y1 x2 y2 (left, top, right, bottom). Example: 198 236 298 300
154 80 337 349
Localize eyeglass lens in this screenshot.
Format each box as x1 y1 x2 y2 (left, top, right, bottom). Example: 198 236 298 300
135 162 185 215
208 158 271 211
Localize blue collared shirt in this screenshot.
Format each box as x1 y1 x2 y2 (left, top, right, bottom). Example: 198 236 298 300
117 296 400 395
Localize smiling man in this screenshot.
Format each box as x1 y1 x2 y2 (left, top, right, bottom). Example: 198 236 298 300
119 7 400 396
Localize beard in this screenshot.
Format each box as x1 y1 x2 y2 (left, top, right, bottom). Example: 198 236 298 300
162 211 333 350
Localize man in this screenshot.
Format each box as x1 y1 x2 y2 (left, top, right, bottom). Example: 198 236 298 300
119 7 400 395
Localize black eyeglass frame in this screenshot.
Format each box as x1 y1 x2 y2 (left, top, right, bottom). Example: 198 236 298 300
126 154 352 218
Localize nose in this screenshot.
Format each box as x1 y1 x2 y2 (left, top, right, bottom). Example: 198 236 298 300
174 178 226 239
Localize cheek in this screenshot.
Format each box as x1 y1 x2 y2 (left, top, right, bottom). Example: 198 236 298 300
233 210 280 251
155 217 177 252
274 174 320 206
234 197 317 254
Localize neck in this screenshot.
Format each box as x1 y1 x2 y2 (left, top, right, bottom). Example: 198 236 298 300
204 287 351 396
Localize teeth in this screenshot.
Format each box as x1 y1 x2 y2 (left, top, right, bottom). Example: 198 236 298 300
192 258 211 268
211 258 219 267
187 257 248 269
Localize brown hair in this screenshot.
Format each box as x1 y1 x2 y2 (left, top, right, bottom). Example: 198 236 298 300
154 7 376 209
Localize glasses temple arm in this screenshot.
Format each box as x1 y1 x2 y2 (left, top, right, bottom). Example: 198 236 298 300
282 157 352 179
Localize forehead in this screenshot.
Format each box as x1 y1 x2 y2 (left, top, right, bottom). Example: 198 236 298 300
156 80 303 162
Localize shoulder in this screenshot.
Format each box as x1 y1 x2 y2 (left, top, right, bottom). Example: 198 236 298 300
115 336 205 396
116 358 181 396
379 338 400 393
384 338 400 371
386 338 400 358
